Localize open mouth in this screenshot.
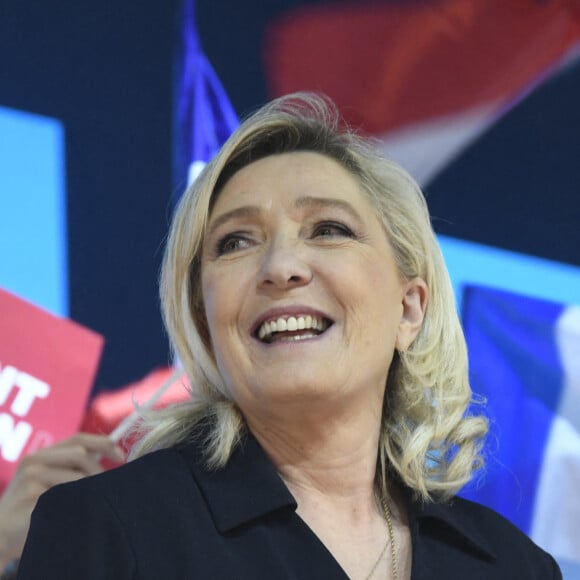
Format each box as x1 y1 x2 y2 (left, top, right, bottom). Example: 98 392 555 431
255 315 333 344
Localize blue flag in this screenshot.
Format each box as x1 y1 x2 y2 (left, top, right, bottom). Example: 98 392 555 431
461 284 580 576
174 0 238 198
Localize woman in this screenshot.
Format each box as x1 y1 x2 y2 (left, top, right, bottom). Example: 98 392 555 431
18 93 561 579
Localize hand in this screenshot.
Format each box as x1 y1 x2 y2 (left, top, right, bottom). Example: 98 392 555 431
0 433 124 569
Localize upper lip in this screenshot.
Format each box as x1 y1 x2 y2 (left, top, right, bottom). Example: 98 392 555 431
250 306 333 337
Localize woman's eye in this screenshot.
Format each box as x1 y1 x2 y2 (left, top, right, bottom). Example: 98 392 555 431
215 234 252 256
313 221 355 239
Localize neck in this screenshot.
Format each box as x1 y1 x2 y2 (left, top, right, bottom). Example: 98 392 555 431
245 401 405 580
244 397 383 504
242 397 410 580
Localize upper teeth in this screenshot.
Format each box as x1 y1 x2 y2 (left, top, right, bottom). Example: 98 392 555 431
258 315 326 341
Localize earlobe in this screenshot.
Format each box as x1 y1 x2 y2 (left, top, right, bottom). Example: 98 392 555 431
396 277 428 352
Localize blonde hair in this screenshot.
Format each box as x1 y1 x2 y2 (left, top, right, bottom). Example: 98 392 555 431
131 92 487 501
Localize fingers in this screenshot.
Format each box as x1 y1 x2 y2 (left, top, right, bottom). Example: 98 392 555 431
68 432 126 461
18 448 99 486
17 464 94 491
14 433 125 490
7 464 82 502
31 433 125 465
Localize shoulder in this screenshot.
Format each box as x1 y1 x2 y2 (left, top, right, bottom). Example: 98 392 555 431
45 446 188 501
447 496 544 549
19 446 211 579
41 444 203 522
409 494 562 579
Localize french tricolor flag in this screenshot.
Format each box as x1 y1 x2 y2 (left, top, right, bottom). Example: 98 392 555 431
461 285 580 577
173 0 238 194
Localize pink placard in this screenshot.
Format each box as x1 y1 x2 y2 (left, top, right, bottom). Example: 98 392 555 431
0 288 104 493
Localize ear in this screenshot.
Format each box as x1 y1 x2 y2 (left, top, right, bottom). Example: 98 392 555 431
396 277 428 352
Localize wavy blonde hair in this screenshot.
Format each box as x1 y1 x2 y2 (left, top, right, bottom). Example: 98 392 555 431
131 92 487 501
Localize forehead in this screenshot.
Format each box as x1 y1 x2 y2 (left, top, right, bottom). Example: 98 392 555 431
209 151 373 215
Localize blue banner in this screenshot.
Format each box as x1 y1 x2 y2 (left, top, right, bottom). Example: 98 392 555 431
461 284 580 575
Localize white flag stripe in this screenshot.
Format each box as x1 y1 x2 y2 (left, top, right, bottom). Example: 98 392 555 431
531 305 580 564
378 104 497 187
187 160 206 187
530 413 580 561
556 306 580 429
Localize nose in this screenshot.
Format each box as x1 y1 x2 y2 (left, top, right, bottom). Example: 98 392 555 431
258 237 313 291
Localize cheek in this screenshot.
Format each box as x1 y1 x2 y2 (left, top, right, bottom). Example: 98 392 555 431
200 287 233 380
362 274 405 343
201 274 226 342
202 271 245 353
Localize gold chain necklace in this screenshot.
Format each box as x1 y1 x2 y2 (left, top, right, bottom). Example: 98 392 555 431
364 537 389 580
365 497 398 580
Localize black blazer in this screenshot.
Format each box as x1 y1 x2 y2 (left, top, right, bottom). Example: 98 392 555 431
18 431 561 579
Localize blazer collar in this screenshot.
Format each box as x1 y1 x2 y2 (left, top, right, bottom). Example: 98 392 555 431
181 427 495 562
179 429 296 533
405 487 496 561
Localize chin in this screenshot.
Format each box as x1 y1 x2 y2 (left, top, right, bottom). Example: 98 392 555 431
257 377 345 407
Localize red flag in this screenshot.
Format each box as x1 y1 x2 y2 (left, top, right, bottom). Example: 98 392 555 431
82 366 191 467
265 0 580 184
0 288 104 493
82 366 191 439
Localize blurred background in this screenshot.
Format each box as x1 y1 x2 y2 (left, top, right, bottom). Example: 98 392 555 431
1 0 579 574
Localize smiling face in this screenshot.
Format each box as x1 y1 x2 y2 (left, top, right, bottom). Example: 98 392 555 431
201 151 425 418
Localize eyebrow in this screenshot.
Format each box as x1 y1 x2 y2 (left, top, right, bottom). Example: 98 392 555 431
294 195 364 223
206 206 262 237
207 195 364 237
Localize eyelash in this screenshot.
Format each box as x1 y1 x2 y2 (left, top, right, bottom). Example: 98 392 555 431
312 221 356 239
215 233 253 256
213 220 356 257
